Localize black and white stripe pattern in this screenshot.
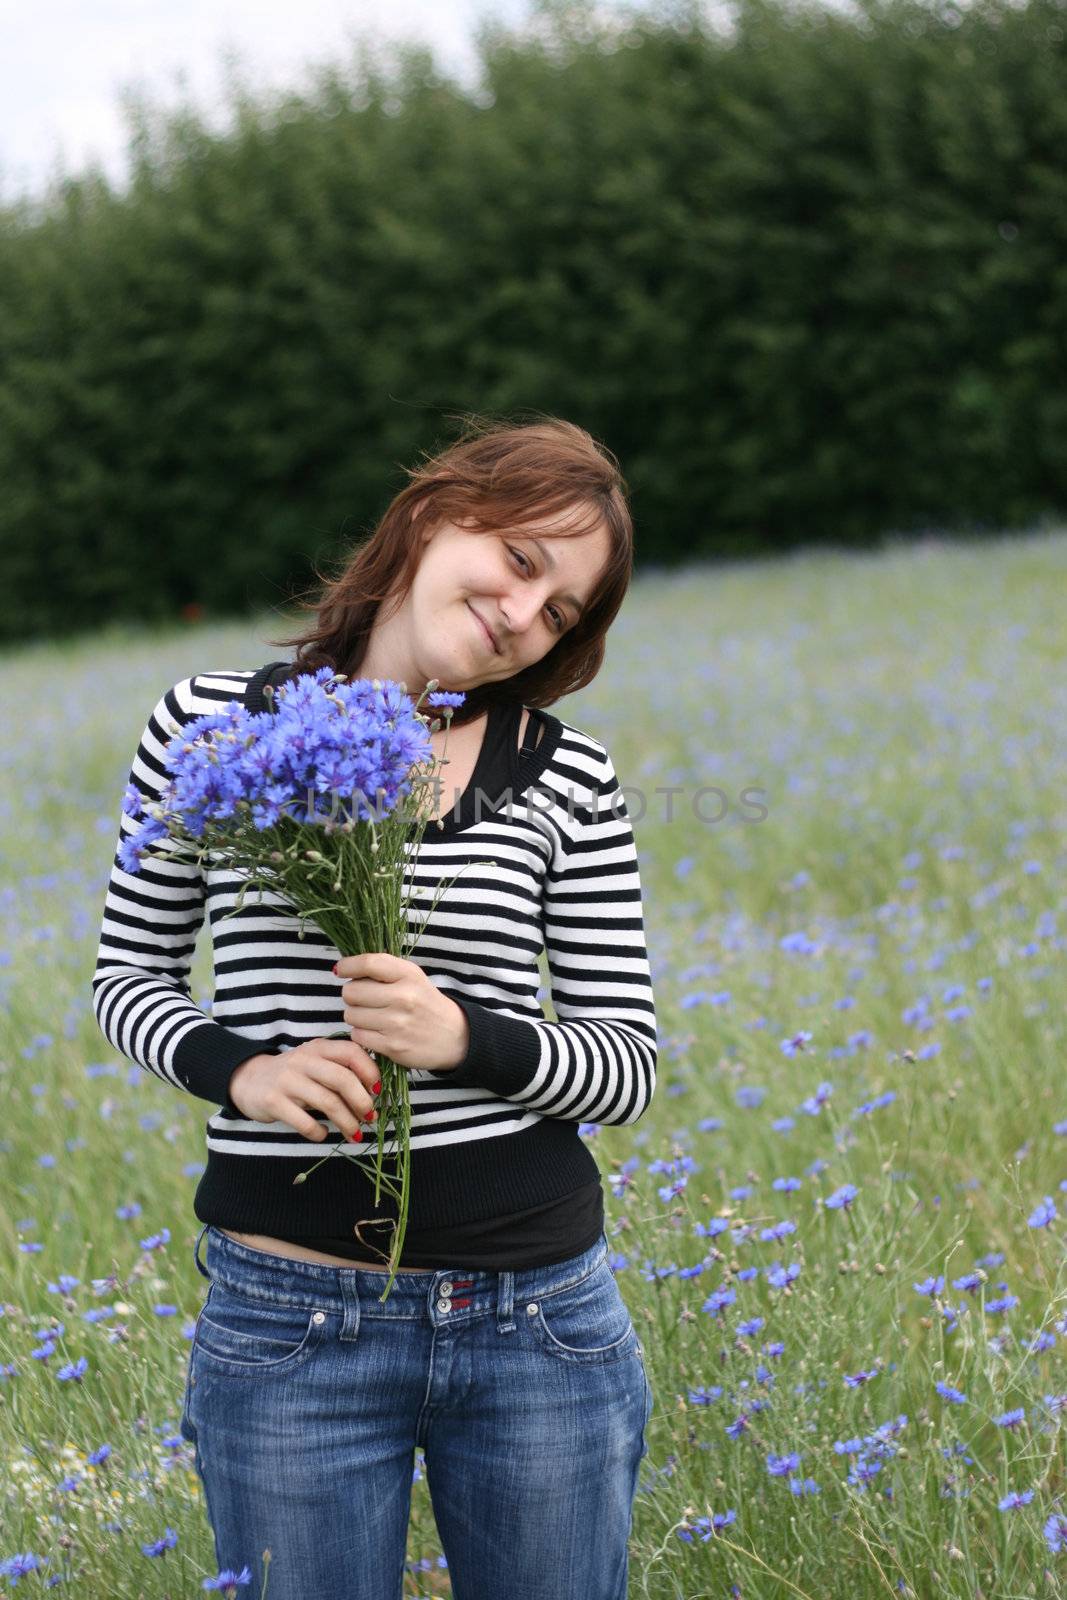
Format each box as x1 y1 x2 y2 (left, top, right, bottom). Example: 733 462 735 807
91 667 659 1163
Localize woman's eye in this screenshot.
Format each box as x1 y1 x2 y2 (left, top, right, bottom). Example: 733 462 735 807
509 547 564 632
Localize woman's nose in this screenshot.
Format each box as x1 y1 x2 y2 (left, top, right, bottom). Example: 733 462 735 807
501 589 544 633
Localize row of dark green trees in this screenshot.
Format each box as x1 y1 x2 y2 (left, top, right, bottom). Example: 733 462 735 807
1 0 1064 643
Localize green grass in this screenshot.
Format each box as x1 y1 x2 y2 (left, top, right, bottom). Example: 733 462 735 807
2 530 1066 1596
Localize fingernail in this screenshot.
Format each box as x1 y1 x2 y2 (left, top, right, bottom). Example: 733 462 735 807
348 1129 362 1143
364 1109 376 1123
332 962 339 975
372 1080 381 1095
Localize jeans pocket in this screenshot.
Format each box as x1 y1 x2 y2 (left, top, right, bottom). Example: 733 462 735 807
193 1283 331 1377
531 1259 637 1364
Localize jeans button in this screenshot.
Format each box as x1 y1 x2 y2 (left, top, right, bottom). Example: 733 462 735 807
313 1312 326 1324
439 1280 454 1296
437 1298 452 1313
526 1302 538 1316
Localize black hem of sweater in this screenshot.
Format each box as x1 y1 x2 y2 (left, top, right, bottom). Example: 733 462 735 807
261 1178 606 1270
193 1117 602 1240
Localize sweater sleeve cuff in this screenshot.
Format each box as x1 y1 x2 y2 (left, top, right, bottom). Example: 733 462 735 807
434 995 543 1097
172 1023 274 1114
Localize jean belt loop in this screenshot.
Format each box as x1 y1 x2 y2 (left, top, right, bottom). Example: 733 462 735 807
193 1224 211 1281
496 1266 515 1334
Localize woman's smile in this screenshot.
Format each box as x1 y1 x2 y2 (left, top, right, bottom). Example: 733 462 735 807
467 601 500 654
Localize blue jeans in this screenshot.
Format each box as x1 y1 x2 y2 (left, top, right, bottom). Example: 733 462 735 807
179 1225 654 1600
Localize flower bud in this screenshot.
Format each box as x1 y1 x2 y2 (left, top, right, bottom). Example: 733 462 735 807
304 849 323 861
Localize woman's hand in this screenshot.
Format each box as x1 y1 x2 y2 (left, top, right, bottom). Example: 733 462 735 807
335 952 470 1072
227 1038 380 1142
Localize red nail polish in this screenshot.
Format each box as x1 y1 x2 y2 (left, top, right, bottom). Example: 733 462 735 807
372 1080 381 1095
348 1129 362 1142
332 962 339 975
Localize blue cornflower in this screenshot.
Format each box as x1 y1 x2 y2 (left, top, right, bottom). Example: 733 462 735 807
825 1183 858 1210
780 1031 813 1056
0 1553 41 1583
788 1477 821 1496
123 672 440 849
203 1568 253 1592
56 1357 88 1382
798 1081 834 1115
759 1220 797 1242
852 1090 896 1117
737 1317 765 1337
998 1489 1034 1512
993 1407 1026 1430
766 1451 802 1476
773 1176 802 1192
1028 1196 1058 1229
914 1275 944 1297
702 1287 736 1317
844 1368 878 1388
141 1527 178 1557
1045 1513 1067 1554
935 1381 967 1404
725 1415 749 1439
952 1271 984 1294
766 1261 801 1289
986 1294 1019 1315
847 1454 882 1488
686 1385 723 1405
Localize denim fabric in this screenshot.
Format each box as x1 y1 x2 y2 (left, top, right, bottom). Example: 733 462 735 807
180 1224 654 1600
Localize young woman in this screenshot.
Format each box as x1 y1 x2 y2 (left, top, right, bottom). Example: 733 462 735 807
92 417 659 1600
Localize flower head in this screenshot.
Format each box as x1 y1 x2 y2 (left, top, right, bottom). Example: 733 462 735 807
1028 1196 1058 1229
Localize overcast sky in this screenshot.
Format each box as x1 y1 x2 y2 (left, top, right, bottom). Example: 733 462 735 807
0 0 539 204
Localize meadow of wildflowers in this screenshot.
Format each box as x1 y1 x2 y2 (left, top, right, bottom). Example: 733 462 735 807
2 529 1066 1597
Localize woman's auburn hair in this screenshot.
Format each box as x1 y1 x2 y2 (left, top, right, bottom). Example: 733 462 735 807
271 413 635 728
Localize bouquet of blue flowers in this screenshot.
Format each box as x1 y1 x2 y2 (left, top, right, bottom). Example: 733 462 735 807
120 666 468 1299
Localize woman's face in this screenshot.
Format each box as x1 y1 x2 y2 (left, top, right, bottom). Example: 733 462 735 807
357 504 612 698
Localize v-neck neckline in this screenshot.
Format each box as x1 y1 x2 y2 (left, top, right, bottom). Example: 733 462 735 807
245 661 563 838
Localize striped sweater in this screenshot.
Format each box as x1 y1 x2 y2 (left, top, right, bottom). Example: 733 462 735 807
90 661 659 1247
